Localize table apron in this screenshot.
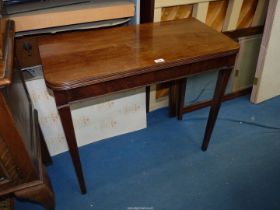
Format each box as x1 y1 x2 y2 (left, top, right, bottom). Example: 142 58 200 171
53 54 237 107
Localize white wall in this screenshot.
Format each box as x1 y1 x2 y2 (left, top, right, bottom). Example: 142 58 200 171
251 0 280 103
26 79 147 156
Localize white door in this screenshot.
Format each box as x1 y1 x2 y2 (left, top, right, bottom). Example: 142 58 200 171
251 0 280 103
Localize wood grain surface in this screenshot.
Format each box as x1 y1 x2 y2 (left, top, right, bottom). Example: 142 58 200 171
206 0 229 32
237 0 259 29
39 18 239 91
161 4 193 21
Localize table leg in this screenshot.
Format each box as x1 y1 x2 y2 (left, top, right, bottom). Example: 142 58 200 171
169 80 180 117
57 106 87 194
146 86 150 113
202 67 232 151
177 78 187 121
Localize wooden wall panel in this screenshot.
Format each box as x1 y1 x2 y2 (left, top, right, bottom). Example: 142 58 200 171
154 7 162 22
252 0 269 26
161 5 193 21
192 2 209 22
223 0 244 31
237 0 259 29
206 0 229 31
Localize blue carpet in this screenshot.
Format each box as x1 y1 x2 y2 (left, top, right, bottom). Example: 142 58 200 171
15 95 280 210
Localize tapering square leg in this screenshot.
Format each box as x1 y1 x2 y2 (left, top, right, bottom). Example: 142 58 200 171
202 67 232 151
177 78 187 121
57 106 87 194
169 80 179 117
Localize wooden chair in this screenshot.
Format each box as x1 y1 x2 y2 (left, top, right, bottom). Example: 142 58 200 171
0 20 54 210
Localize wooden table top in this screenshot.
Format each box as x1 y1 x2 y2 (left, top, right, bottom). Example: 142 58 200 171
39 18 239 91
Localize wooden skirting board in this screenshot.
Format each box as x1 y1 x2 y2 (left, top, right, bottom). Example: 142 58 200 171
182 87 252 113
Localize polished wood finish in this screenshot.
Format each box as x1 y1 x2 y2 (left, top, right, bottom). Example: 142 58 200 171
39 18 238 91
140 0 266 110
152 25 262 107
0 20 54 210
56 105 86 194
38 18 239 193
169 80 179 117
177 78 187 120
173 25 263 118
52 55 237 103
155 0 227 100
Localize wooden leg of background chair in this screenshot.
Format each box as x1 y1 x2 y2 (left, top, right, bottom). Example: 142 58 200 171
177 78 187 121
202 68 232 151
146 86 150 113
169 80 179 117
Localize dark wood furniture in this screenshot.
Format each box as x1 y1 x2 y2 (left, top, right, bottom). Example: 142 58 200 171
172 25 264 120
0 20 54 210
38 18 239 194
140 0 265 115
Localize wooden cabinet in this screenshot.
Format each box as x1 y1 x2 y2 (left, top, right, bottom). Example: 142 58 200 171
0 20 54 210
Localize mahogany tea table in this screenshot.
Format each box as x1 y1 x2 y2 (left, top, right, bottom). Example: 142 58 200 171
38 18 239 194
